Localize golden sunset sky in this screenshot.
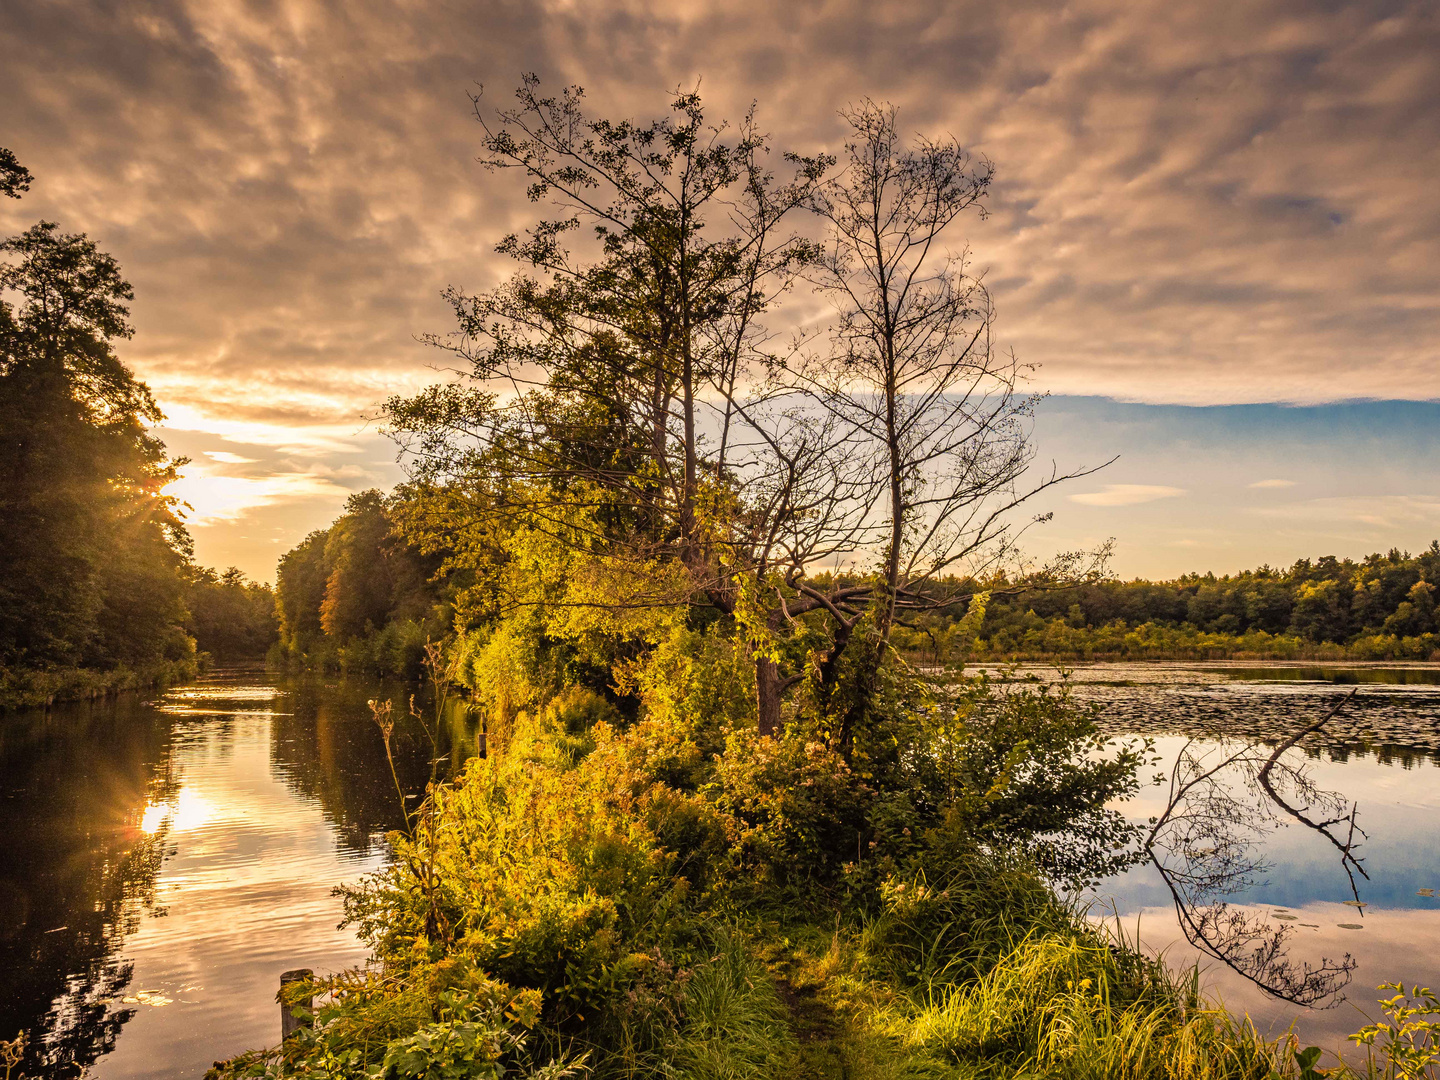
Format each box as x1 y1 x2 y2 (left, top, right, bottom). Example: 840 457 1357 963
2 0 1436 579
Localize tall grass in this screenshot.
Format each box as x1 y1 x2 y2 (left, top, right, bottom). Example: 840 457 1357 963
668 930 799 1079
899 933 1290 1080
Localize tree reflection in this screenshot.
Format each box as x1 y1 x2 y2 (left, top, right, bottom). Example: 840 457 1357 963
0 697 177 1078
268 675 481 856
1144 694 1365 1007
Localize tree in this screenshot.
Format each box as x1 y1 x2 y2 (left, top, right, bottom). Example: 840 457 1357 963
0 215 191 669
276 531 331 657
390 84 1102 743
186 567 279 660
764 103 1105 745
386 77 833 721
1 146 32 199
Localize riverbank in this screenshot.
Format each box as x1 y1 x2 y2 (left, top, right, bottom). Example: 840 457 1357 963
204 665 1407 1080
0 656 201 711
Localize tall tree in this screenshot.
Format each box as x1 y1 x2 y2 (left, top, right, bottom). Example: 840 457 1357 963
389 86 1101 741
386 77 833 712
786 103 1106 746
0 207 190 668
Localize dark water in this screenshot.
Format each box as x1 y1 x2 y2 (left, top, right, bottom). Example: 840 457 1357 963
0 668 479 1079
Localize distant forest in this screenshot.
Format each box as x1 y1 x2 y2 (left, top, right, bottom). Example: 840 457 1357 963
901 544 1440 662
273 485 1440 674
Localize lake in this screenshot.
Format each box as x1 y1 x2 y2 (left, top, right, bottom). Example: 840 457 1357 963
1025 661 1440 1065
1 662 1436 1076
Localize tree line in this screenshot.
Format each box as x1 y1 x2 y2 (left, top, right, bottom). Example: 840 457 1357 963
888 544 1440 662
0 147 276 706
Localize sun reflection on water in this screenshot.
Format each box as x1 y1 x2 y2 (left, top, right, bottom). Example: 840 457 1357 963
139 787 213 836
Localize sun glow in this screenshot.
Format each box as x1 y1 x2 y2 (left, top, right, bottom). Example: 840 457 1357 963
164 464 349 525
139 787 213 835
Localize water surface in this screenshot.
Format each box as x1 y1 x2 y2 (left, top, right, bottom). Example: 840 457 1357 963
1016 662 1440 1063
0 668 476 1079
3 662 1437 1074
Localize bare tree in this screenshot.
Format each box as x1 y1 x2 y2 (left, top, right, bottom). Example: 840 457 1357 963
777 102 1107 746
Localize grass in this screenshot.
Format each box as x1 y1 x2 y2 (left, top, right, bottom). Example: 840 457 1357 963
0 656 199 711
666 930 800 1079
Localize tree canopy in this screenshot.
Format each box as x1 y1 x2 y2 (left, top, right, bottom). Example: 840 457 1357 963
0 146 274 684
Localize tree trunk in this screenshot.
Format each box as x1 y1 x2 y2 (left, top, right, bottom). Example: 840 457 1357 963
755 653 781 738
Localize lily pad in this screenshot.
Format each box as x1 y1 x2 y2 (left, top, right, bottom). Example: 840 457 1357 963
1337 923 1364 930
1419 889 1435 898
1300 923 1319 928
1341 900 1367 908
1273 914 1298 921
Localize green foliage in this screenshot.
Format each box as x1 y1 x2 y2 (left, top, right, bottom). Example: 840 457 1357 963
711 728 869 900
1348 983 1440 1080
901 544 1440 661
0 145 32 199
0 197 199 682
0 656 198 711
207 969 583 1080
273 491 446 675
890 931 1294 1079
186 567 279 660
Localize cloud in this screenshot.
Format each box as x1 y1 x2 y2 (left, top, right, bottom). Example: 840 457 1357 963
1250 495 1440 531
204 450 257 464
1248 478 1297 488
4 0 1438 575
1069 484 1187 507
166 465 354 526
1 0 1437 428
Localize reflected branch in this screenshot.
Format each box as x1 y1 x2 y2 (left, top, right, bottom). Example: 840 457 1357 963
1257 689 1369 904
1144 694 1365 1008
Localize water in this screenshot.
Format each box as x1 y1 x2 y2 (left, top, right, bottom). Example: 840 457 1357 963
0 668 479 1079
2 663 1437 1075
1011 661 1440 1064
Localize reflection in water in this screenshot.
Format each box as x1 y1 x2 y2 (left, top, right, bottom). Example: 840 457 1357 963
1073 662 1440 1061
0 696 177 1077
0 668 478 1080
5 661 1436 1072
1143 697 1368 1007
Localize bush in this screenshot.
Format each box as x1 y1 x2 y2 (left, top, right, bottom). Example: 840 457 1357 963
223 647 1317 1080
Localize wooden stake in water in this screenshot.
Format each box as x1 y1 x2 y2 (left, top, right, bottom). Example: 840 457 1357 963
279 968 314 1039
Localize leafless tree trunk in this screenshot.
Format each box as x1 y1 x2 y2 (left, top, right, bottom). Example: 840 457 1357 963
789 102 1107 748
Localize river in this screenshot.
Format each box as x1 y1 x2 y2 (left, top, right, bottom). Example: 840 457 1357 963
0 663 1436 1076
0 667 478 1079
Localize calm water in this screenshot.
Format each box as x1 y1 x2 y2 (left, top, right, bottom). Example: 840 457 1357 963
1029 662 1440 1064
0 668 479 1079
1 663 1437 1075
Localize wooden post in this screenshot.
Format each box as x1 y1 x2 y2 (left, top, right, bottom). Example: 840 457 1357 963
279 968 314 1039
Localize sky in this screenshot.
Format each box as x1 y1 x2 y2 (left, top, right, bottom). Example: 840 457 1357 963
1 0 1437 581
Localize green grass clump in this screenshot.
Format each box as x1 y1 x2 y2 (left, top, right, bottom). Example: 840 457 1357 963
898 933 1284 1080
